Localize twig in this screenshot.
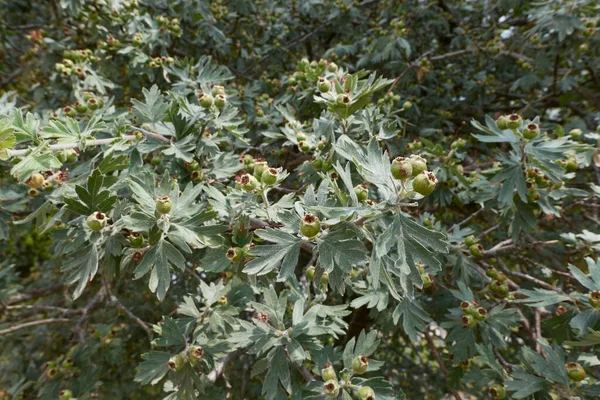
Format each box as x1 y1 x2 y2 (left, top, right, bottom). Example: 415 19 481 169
72 289 105 342
449 207 484 232
110 294 154 344
3 304 83 315
424 331 462 400
208 353 232 383
6 284 66 305
534 309 546 357
493 347 511 372
0 318 71 336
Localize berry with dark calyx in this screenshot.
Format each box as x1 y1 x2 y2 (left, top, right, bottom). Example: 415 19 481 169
61 357 74 369
390 157 413 180
489 384 506 399
589 291 600 308
496 115 510 130
129 232 144 248
240 173 258 191
63 106 76 118
217 295 228 306
460 301 476 315
261 168 279 185
321 363 336 381
59 389 72 400
168 354 184 371
188 345 204 361
464 235 477 247
565 362 586 381
27 188 38 197
409 155 427 177
155 196 173 215
199 92 214 108
191 170 204 183
298 140 311 152
522 123 540 139
87 212 107 231
469 244 483 257
461 314 476 327
253 160 268 178
352 355 369 374
473 307 488 321
214 94 227 109
226 247 244 262
412 171 438 196
402 100 412 110
300 214 321 238
358 386 376 400
86 98 99 110
507 113 523 129
324 380 339 397
46 367 59 379
354 183 369 202
317 77 331 92
26 173 45 188
306 265 315 281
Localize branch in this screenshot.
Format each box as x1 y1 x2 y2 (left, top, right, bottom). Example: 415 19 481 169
6 284 66 305
424 331 462 400
0 318 71 336
109 294 154 344
3 304 83 315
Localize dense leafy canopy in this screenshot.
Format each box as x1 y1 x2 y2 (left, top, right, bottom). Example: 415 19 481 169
1 0 600 399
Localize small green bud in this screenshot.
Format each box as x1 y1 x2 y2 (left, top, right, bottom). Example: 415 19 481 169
305 265 316 281
253 161 268 178
402 100 412 110
354 183 369 202
327 62 338 72
464 235 477 247
496 115 510 130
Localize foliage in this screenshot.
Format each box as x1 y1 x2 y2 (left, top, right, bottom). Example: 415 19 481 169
1 0 600 399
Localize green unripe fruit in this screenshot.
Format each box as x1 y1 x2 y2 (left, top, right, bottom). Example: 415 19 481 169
464 235 477 247
409 155 427 177
322 161 332 171
296 131 307 142
566 362 586 381
168 354 184 371
473 307 488 321
327 62 338 72
214 94 227 109
96 98 105 108
507 113 523 129
412 171 438 196
589 291 600 308
350 268 359 280
26 173 45 188
188 345 204 361
212 85 225 96
242 154 254 166
321 364 336 381
240 173 258 191
226 247 244 262
298 58 309 71
75 102 88 113
309 60 318 70
298 141 311 152
61 357 74 369
59 389 72 400
261 168 279 185
320 271 329 286
87 212 107 231
337 94 351 105
129 232 144 248
155 197 173 214
461 314 476 327
191 170 205 183
324 380 339 397
86 98 99 110
451 138 466 150
460 301 476 315
317 77 331 92
305 265 316 281
63 106 77 118
318 139 327 150
46 367 59 379
311 158 323 170
496 115 510 130
151 156 162 166
421 273 433 288
522 123 540 139
402 100 412 110
489 384 506 399
354 184 369 202
358 386 376 400
199 93 214 108
390 157 413 179
569 128 583 138
565 158 578 173
253 161 268 178
352 355 369 374
217 295 228 306
486 268 498 279
300 214 321 238
490 281 509 297
469 244 483 257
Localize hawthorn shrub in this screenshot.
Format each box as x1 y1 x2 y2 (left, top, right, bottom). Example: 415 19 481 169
1 1 600 399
